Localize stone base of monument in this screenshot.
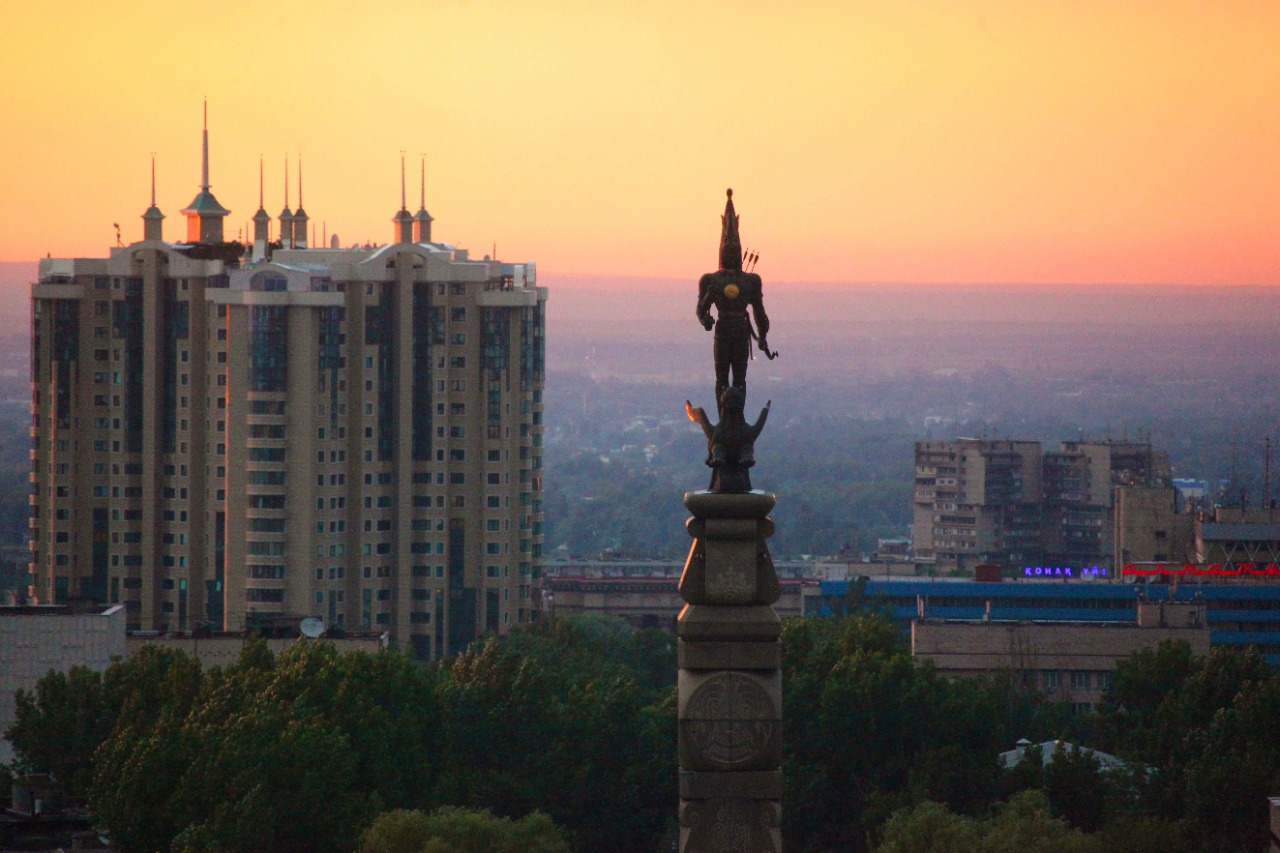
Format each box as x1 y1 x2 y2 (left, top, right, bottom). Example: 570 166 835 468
677 490 782 853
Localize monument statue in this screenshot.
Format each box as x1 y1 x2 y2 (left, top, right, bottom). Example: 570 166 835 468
677 190 782 853
696 189 774 406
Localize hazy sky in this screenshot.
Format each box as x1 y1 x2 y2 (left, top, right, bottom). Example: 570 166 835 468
2 0 1277 284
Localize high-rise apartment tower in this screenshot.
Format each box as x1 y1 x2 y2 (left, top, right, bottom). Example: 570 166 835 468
29 119 546 659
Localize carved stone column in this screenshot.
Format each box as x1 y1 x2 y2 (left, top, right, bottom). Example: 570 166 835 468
677 490 782 852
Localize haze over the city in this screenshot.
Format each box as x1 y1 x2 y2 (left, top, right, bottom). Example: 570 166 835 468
2 0 1279 287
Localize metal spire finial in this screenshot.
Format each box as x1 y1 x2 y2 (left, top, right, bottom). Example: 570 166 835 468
200 98 210 191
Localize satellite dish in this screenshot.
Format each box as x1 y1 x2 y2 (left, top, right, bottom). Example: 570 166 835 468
300 617 325 638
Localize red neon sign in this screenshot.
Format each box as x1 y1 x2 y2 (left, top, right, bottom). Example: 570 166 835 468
1122 562 1280 577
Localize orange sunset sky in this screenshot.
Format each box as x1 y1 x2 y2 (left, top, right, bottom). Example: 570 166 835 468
1 0 1277 285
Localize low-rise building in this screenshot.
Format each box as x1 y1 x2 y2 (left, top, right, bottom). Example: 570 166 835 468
547 575 811 629
127 629 387 668
912 600 1209 710
1 604 386 765
0 604 127 765
806 577 1280 665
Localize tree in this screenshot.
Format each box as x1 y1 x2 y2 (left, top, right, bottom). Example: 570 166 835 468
91 641 444 853
874 800 982 853
1040 743 1108 832
6 645 203 798
782 614 1009 852
981 791 1092 853
6 666 109 796
874 792 1094 853
436 616 673 853
358 807 570 853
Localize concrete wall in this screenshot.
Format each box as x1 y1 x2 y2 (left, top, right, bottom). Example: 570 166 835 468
912 618 1210 708
125 634 387 668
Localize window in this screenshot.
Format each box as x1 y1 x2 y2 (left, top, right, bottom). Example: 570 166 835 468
1069 671 1091 690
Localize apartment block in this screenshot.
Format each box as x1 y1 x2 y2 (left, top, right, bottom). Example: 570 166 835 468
912 438 1043 574
914 438 1170 574
29 119 545 659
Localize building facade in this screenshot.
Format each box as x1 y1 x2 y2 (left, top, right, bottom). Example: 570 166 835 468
911 601 1210 710
29 123 546 660
912 439 1043 573
806 577 1280 665
913 438 1171 575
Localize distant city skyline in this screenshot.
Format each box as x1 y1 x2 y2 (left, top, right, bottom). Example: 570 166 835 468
2 0 1279 285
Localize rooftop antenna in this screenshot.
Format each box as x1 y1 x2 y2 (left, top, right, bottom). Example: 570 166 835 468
284 154 290 209
400 151 407 210
113 223 121 246
297 154 304 208
258 155 264 208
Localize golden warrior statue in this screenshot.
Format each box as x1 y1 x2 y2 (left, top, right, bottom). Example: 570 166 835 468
697 189 773 407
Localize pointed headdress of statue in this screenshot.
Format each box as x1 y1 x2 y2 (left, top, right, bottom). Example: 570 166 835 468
719 188 742 272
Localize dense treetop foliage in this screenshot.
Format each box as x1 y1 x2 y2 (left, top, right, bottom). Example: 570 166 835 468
6 615 1280 853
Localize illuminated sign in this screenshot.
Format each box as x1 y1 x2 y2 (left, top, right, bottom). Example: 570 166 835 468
1122 562 1280 577
1021 566 1109 577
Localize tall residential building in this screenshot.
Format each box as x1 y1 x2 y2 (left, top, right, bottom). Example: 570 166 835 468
29 119 546 660
912 438 1043 574
913 438 1169 575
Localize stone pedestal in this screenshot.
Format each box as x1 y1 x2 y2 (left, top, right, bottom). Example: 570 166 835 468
678 490 782 853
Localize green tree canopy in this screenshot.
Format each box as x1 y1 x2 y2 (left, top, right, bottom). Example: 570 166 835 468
358 807 570 853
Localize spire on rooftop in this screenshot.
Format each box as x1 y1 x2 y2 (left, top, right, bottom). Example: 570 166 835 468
393 151 414 243
279 154 295 249
142 154 164 241
200 99 209 189
252 155 271 260
293 154 309 248
414 154 434 243
180 100 229 243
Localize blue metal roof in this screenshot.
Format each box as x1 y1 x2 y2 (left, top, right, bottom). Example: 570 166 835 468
822 579 1280 603
817 579 1280 660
